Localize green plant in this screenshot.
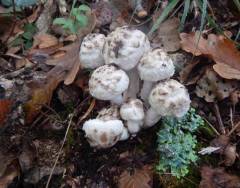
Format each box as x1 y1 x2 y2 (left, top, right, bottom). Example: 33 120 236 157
156 108 204 178
148 0 222 36
11 23 37 50
53 4 91 34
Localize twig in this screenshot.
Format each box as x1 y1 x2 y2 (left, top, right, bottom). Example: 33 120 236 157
213 102 225 135
228 121 240 136
45 114 73 188
202 116 220 136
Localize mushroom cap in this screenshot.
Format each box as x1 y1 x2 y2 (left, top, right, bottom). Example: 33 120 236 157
149 79 190 118
103 26 151 70
79 33 106 69
82 119 124 148
120 99 144 121
138 49 175 82
89 65 129 101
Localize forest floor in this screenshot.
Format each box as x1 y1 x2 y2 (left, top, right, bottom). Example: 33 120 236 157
0 0 240 187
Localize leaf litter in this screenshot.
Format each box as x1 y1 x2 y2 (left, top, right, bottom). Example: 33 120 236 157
0 0 240 187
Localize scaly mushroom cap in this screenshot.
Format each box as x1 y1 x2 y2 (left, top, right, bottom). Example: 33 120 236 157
149 79 190 118
79 33 106 69
97 105 119 121
89 65 129 101
138 49 175 82
120 99 144 121
103 26 151 70
82 119 124 148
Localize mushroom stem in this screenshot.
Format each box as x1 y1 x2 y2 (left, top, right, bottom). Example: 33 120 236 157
120 127 129 140
144 107 161 127
127 120 142 134
125 68 140 99
140 81 153 103
111 95 124 105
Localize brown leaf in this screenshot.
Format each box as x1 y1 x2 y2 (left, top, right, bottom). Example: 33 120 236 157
180 32 240 79
224 144 237 166
24 12 96 123
179 60 202 84
118 166 152 188
213 63 240 80
151 18 180 52
195 69 237 102
210 135 230 154
24 76 63 124
33 34 59 49
0 159 20 188
199 166 240 188
0 99 12 126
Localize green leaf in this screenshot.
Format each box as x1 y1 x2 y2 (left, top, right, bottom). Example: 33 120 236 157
53 18 68 26
22 31 33 40
179 0 190 31
75 15 88 27
78 4 91 12
148 0 180 36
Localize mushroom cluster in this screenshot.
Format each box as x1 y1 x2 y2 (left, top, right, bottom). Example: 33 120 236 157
79 26 191 148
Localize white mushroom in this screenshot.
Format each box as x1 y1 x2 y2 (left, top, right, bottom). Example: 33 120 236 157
144 79 191 127
138 49 175 102
120 98 144 134
103 26 150 70
82 106 129 149
89 65 129 104
79 33 106 69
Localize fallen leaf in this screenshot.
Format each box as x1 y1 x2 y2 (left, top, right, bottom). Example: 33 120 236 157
180 32 240 79
210 135 230 154
24 75 63 124
0 99 12 126
15 58 33 69
118 165 152 188
0 159 20 188
151 18 181 52
213 63 240 80
179 60 202 84
24 12 96 123
195 69 237 102
33 34 59 49
223 144 237 166
0 15 16 42
199 166 240 188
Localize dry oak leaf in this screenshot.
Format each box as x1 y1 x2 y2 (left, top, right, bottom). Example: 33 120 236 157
199 166 240 188
180 32 240 79
118 165 152 188
24 72 65 124
24 13 96 123
213 63 240 80
32 34 59 49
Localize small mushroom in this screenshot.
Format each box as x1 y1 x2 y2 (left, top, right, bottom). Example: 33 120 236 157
120 98 144 134
89 65 129 104
138 49 175 102
82 106 129 148
103 26 150 71
144 79 190 127
79 33 106 69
